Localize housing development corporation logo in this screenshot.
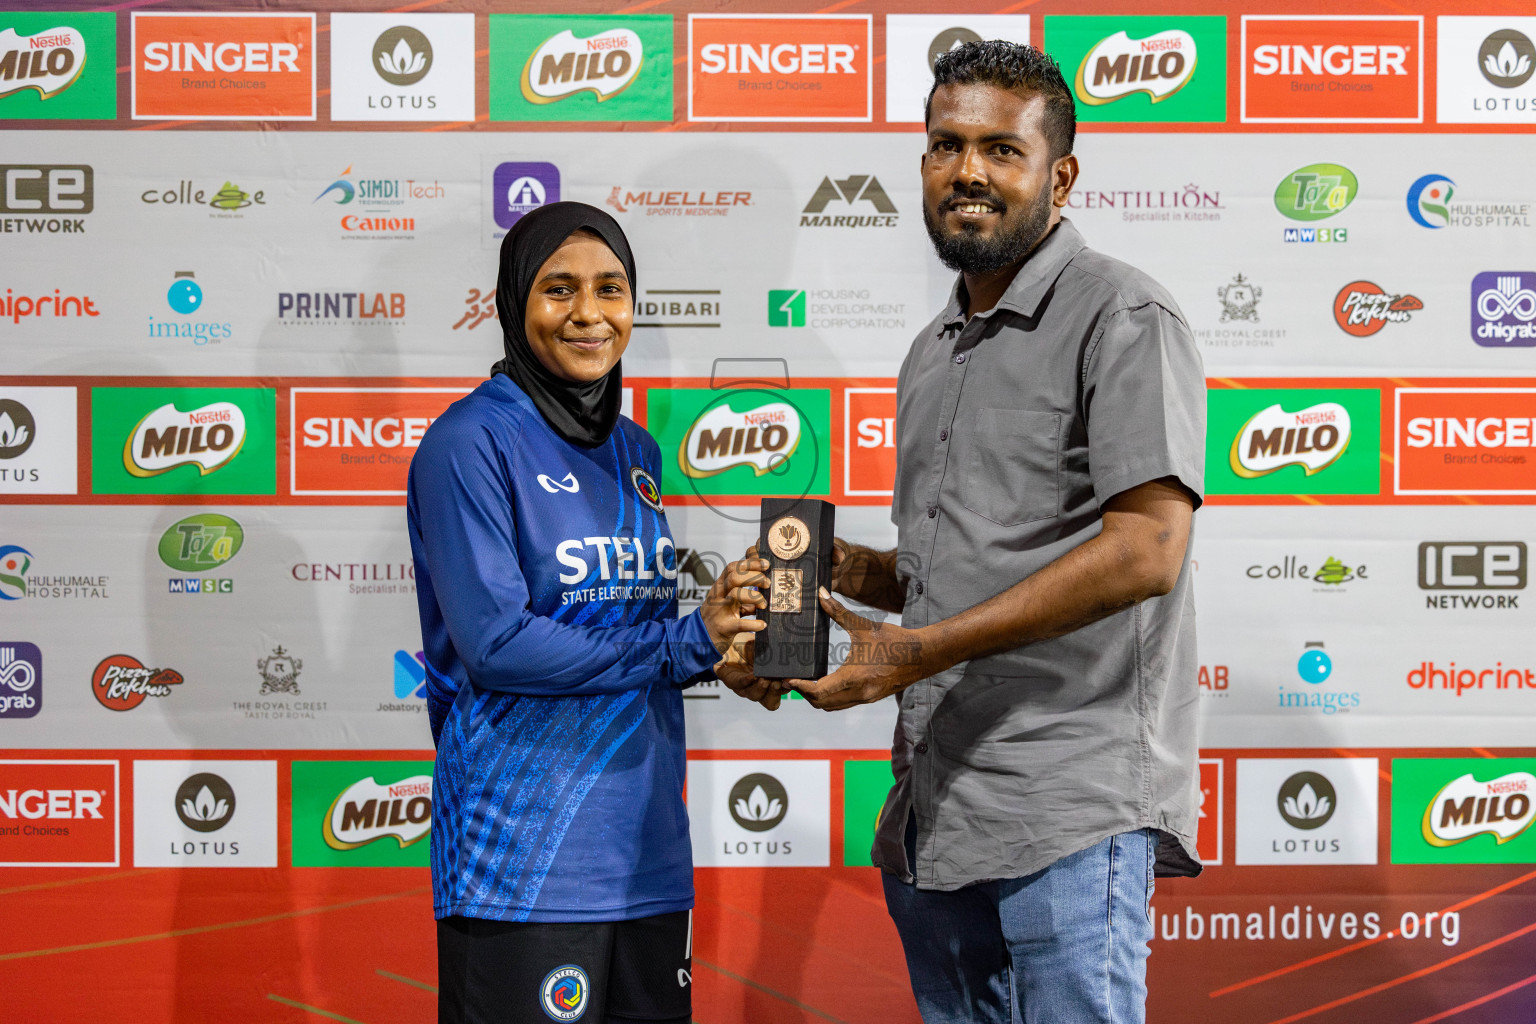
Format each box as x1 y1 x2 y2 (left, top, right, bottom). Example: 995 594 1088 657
689 14 872 122
1044 16 1226 123
1471 272 1536 347
490 15 671 122
1393 758 1536 864
0 643 41 720
0 13 115 119
131 12 316 120
91 654 184 712
1333 281 1421 336
1241 15 1422 123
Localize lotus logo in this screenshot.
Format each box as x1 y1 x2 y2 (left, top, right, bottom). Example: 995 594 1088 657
728 772 788 832
680 400 801 478
1479 29 1536 89
323 774 433 850
0 400 36 459
123 402 247 478
1423 771 1536 847
373 26 432 87
1074 30 1197 105
0 27 87 101
522 28 643 104
1230 402 1351 478
1277 771 1336 830
175 772 235 833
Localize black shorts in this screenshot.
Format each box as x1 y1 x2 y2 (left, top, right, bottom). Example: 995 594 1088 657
437 910 692 1024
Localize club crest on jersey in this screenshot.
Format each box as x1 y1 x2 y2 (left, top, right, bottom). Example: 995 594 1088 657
631 466 664 512
540 964 590 1021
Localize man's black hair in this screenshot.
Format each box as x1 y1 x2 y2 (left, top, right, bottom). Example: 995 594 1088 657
925 40 1077 161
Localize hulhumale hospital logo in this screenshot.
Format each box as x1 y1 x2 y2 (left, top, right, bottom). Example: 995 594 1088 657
1407 174 1455 228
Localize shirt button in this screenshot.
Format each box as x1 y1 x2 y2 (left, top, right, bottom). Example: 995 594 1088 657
954 353 967 364
927 506 937 518
915 581 925 595
915 742 929 754
939 429 948 442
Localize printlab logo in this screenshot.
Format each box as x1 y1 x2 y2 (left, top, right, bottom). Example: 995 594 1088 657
373 26 431 86
0 400 36 459
1480 29 1535 88
0 545 32 600
799 175 898 228
92 654 184 712
729 772 788 831
0 643 41 720
492 161 560 231
257 646 302 696
175 772 235 832
1471 272 1536 347
1217 274 1261 322
1333 281 1422 337
1277 771 1336 829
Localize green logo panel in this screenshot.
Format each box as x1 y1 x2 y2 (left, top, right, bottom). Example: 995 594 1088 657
1043 15 1226 123
1274 164 1359 222
768 289 807 328
489 14 673 122
0 12 116 120
91 387 276 496
1391 758 1536 865
842 760 894 867
1205 388 1380 496
291 760 434 868
645 388 830 499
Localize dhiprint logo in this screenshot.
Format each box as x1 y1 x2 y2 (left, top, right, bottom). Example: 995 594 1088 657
538 472 580 494
1480 29 1535 88
799 175 897 228
322 774 432 850
0 400 35 460
1333 281 1422 337
1407 174 1454 228
492 161 560 232
540 965 590 1022
0 546 31 600
1229 402 1351 478
175 772 235 833
92 654 184 712
1471 272 1536 347
257 646 301 697
123 402 247 478
729 773 788 832
0 643 41 719
1277 771 1336 829
373 26 430 87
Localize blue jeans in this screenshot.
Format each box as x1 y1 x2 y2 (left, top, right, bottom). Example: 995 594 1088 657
882 828 1156 1024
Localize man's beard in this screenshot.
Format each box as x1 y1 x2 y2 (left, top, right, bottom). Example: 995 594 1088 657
923 183 1053 275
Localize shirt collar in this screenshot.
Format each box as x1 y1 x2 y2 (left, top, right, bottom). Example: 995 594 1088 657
938 217 1088 331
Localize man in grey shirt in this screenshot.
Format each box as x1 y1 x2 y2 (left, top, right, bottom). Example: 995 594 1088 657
724 40 1205 1024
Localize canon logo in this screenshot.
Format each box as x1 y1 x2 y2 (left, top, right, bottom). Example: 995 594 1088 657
698 43 856 75
1252 44 1408 77
0 788 103 819
142 41 300 74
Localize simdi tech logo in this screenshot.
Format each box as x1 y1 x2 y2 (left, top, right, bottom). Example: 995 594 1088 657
290 761 433 867
0 760 118 867
1436 18 1536 124
1043 15 1226 123
329 13 475 122
1206 387 1380 496
645 388 830 501
883 15 1031 124
0 12 115 120
1395 388 1536 496
131 12 315 121
91 387 276 496
489 14 672 122
1241 15 1422 123
689 14 872 122
1393 758 1536 864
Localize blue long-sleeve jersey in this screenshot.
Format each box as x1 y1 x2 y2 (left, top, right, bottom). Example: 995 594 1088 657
406 374 718 923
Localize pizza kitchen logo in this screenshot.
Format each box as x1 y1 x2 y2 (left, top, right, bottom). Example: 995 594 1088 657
680 400 802 479
123 402 246 478
1230 403 1352 478
322 774 432 850
1333 281 1422 336
92 654 184 712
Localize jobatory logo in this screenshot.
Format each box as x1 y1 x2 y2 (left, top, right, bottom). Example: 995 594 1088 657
122 401 246 478
688 759 830 867
689 14 872 122
0 387 75 494
291 387 465 497
1333 281 1422 336
1471 272 1536 347
1419 542 1526 611
91 654 184 712
0 760 118 867
490 15 672 122
1044 16 1226 123
330 14 473 121
491 161 560 239
133 760 277 867
392 650 427 701
1207 388 1380 496
799 174 897 228
1436 19 1536 123
883 15 1031 123
1241 15 1423 123
131 12 316 121
0 643 41 720
540 966 590 1022
290 761 434 866
1393 758 1536 864
0 13 115 119
1236 759 1379 865
0 165 92 235
1396 388 1536 496
91 387 276 496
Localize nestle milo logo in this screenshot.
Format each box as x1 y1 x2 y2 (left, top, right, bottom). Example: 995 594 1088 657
681 399 801 478
1423 771 1536 848
123 402 247 478
158 513 244 572
1274 163 1358 222
0 26 87 101
1230 402 1351 478
322 774 432 850
646 388 830 503
1075 29 1197 105
522 27 642 104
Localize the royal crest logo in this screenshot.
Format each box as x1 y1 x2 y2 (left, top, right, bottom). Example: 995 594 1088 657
680 401 802 478
1217 273 1261 322
1230 402 1352 478
522 28 642 104
92 654 184 712
1074 29 1197 105
1422 771 1535 847
0 26 87 101
540 965 590 1022
322 774 432 850
257 646 302 696
123 402 247 478
1333 281 1422 337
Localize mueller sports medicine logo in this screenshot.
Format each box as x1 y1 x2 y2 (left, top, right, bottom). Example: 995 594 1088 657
1422 771 1536 847
523 27 643 103
689 14 872 122
0 165 92 235
0 26 86 101
322 774 432 850
131 13 316 120
800 175 896 228
1419 542 1525 610
1230 402 1351 478
123 402 246 478
1074 29 1197 105
1472 272 1536 347
607 187 752 218
1241 16 1422 123
1334 281 1421 336
681 400 802 478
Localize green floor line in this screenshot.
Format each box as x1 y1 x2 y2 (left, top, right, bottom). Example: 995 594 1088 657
376 968 438 994
266 993 369 1024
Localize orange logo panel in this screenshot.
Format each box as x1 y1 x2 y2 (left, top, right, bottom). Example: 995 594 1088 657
1242 17 1421 122
291 389 469 497
690 15 870 121
1397 389 1536 495
1197 759 1223 865
845 388 896 496
0 761 117 867
132 13 315 120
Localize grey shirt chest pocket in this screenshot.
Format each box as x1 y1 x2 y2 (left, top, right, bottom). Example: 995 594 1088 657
961 408 1062 527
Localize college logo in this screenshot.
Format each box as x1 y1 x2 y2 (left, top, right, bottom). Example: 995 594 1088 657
1393 758 1536 864
883 15 1031 123
1045 16 1226 123
1333 281 1421 336
0 165 93 235
1241 15 1422 123
799 175 897 228
131 12 316 120
0 14 115 119
540 966 590 1022
1436 19 1536 123
1246 554 1365 588
688 759 830 867
490 15 672 122
92 388 276 496
1471 272 1536 347
123 401 246 478
1397 388 1536 495
0 387 75 494
330 14 473 121
689 14 872 122
1480 29 1535 88
1207 388 1379 496
0 643 41 719
257 646 301 697
1274 163 1357 225
92 654 184 712
1237 758 1378 865
0 760 117 867
291 387 465 496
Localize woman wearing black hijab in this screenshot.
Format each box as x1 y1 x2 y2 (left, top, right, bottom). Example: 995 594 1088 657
407 202 769 1024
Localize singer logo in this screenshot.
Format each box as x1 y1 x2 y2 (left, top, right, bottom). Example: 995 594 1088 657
1230 402 1352 478
689 14 871 121
291 388 467 497
131 12 316 120
1396 388 1536 496
0 760 118 866
523 28 643 104
845 388 896 496
1241 15 1422 122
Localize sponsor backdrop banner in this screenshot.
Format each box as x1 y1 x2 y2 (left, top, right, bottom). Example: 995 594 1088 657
3 2 1536 1023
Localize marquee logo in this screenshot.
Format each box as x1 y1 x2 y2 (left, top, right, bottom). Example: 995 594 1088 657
91 654 184 712
800 175 897 228
1471 272 1536 347
1423 772 1535 847
681 400 802 478
1075 30 1197 105
1230 402 1351 478
1241 15 1422 123
123 402 246 478
1333 281 1422 337
322 774 432 850
523 27 642 104
491 15 671 122
0 26 85 101
689 14 872 122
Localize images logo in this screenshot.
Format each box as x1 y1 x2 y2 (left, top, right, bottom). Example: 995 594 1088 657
92 654 184 712
1480 29 1535 88
0 14 115 120
132 12 316 121
1241 15 1422 123
1274 163 1358 222
150 271 233 346
1333 281 1422 336
1207 388 1380 496
394 650 427 700
1277 771 1335 829
540 966 589 1022
1393 758 1536 864
768 290 806 327
799 175 897 228
92 388 276 496
1471 272 1536 347
689 14 872 122
1045 16 1226 123
123 401 246 478
373 26 430 87
1407 173 1454 228
729 772 789 832
175 772 234 832
1298 642 1333 684
0 643 41 719
492 161 559 231
490 15 672 122
1230 402 1351 477
1279 642 1361 716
